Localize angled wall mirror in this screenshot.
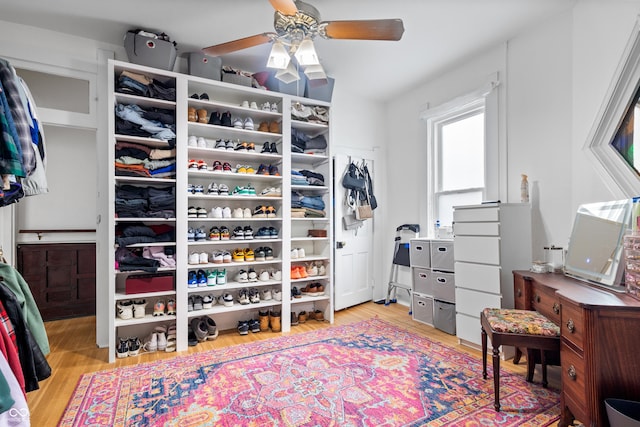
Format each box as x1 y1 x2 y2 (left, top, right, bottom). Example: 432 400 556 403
585 18 640 197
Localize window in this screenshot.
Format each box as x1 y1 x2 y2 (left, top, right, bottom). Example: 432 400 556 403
427 99 486 228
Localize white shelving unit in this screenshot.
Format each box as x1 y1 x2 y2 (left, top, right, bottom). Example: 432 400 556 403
97 59 333 362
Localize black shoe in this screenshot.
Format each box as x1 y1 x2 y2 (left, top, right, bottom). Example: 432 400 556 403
248 319 261 333
221 111 232 127
200 93 209 100
270 142 278 153
188 329 198 346
209 111 221 126
238 320 249 335
261 141 270 153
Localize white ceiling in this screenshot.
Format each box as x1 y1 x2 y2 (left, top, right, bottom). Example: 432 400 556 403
0 0 577 101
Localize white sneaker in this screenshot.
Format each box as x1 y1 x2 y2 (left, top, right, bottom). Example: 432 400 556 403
143 332 158 352
217 269 227 285
199 252 209 264
212 251 223 264
188 135 197 147
156 331 167 351
211 206 223 218
222 207 232 218
243 117 254 130
297 248 306 258
272 289 282 301
271 103 278 112
197 137 207 148
306 264 318 277
243 208 252 218
248 269 258 282
235 270 248 283
259 270 270 282
261 102 271 111
240 100 249 108
232 208 244 218
291 248 299 259
116 301 133 320
271 269 282 281
189 252 200 265
261 288 272 300
133 300 147 318
250 101 258 109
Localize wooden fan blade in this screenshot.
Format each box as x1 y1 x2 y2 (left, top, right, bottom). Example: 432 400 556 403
269 0 298 15
202 33 275 56
322 19 405 41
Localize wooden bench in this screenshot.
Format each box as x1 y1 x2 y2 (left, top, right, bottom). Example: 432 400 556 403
480 307 561 411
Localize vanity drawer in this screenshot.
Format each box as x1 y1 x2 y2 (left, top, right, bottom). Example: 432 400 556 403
531 283 561 324
561 342 588 424
513 274 530 309
560 299 585 350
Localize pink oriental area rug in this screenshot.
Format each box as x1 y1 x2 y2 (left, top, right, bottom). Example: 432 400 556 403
60 318 560 426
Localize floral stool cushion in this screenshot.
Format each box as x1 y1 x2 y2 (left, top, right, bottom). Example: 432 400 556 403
482 308 560 337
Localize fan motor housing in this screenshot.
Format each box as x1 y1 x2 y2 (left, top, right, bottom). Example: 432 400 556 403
274 1 321 39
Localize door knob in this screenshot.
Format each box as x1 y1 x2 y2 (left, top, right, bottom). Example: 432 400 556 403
336 241 346 249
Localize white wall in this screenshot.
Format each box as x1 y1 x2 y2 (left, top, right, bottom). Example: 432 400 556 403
384 1 640 277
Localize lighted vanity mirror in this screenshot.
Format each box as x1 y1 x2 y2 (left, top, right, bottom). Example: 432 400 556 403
564 199 632 289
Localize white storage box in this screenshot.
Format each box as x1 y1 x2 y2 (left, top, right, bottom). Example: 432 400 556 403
413 268 432 295
124 32 177 71
434 300 456 335
430 240 454 270
410 239 431 268
431 271 455 302
412 293 434 325
188 52 221 81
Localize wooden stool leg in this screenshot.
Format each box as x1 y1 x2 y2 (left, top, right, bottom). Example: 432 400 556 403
526 348 536 382
541 350 548 388
482 326 488 380
492 345 501 412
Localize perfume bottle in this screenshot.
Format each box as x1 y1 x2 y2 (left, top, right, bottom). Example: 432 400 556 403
520 174 529 203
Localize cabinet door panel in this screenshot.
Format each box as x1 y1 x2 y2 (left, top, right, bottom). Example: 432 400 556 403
455 261 501 293
456 312 483 345
454 236 500 265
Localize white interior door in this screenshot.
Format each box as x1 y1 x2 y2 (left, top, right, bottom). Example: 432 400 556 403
333 151 375 310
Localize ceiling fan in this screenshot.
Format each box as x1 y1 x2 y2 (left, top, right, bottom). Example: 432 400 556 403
202 0 405 75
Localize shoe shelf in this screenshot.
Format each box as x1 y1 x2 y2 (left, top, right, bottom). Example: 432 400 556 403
115 313 177 328
188 122 282 142
101 60 334 362
188 98 281 121
188 147 282 163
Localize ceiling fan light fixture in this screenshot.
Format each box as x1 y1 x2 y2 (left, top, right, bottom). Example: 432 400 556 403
304 63 326 80
275 60 300 83
294 38 320 66
266 41 291 69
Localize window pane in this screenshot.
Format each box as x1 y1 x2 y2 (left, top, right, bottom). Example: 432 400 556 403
436 191 483 226
440 112 485 191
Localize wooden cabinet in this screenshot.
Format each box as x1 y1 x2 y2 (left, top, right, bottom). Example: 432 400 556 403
17 243 96 320
453 203 531 348
514 271 640 427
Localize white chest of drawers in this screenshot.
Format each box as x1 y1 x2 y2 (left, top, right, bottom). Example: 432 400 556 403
453 203 532 348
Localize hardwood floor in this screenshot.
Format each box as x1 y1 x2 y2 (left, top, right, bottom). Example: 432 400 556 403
26 301 562 426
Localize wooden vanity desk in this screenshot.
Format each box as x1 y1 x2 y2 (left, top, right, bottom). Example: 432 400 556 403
513 271 640 427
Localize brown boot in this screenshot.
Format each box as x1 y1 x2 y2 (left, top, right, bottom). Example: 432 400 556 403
259 310 270 332
314 309 324 322
188 107 197 122
197 109 208 124
270 310 281 332
298 310 307 324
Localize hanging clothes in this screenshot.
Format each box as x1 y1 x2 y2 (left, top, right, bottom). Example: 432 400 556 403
0 353 29 426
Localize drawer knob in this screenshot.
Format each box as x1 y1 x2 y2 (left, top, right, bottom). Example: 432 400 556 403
553 302 560 315
566 319 575 333
535 294 541 303
567 365 577 381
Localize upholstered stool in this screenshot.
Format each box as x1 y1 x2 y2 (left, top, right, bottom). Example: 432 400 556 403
480 307 560 411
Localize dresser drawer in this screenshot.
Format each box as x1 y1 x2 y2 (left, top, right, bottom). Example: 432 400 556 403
453 206 499 222
453 221 500 236
561 342 588 424
513 274 529 309
456 287 502 317
455 262 501 294
531 283 561 324
454 236 500 265
560 299 585 350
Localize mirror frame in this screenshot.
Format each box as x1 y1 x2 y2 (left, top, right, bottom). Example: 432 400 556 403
585 18 640 198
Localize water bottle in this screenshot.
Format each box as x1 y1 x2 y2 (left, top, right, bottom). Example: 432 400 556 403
434 220 440 238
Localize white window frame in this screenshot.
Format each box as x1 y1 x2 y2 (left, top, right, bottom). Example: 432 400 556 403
585 18 640 198
420 75 501 234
